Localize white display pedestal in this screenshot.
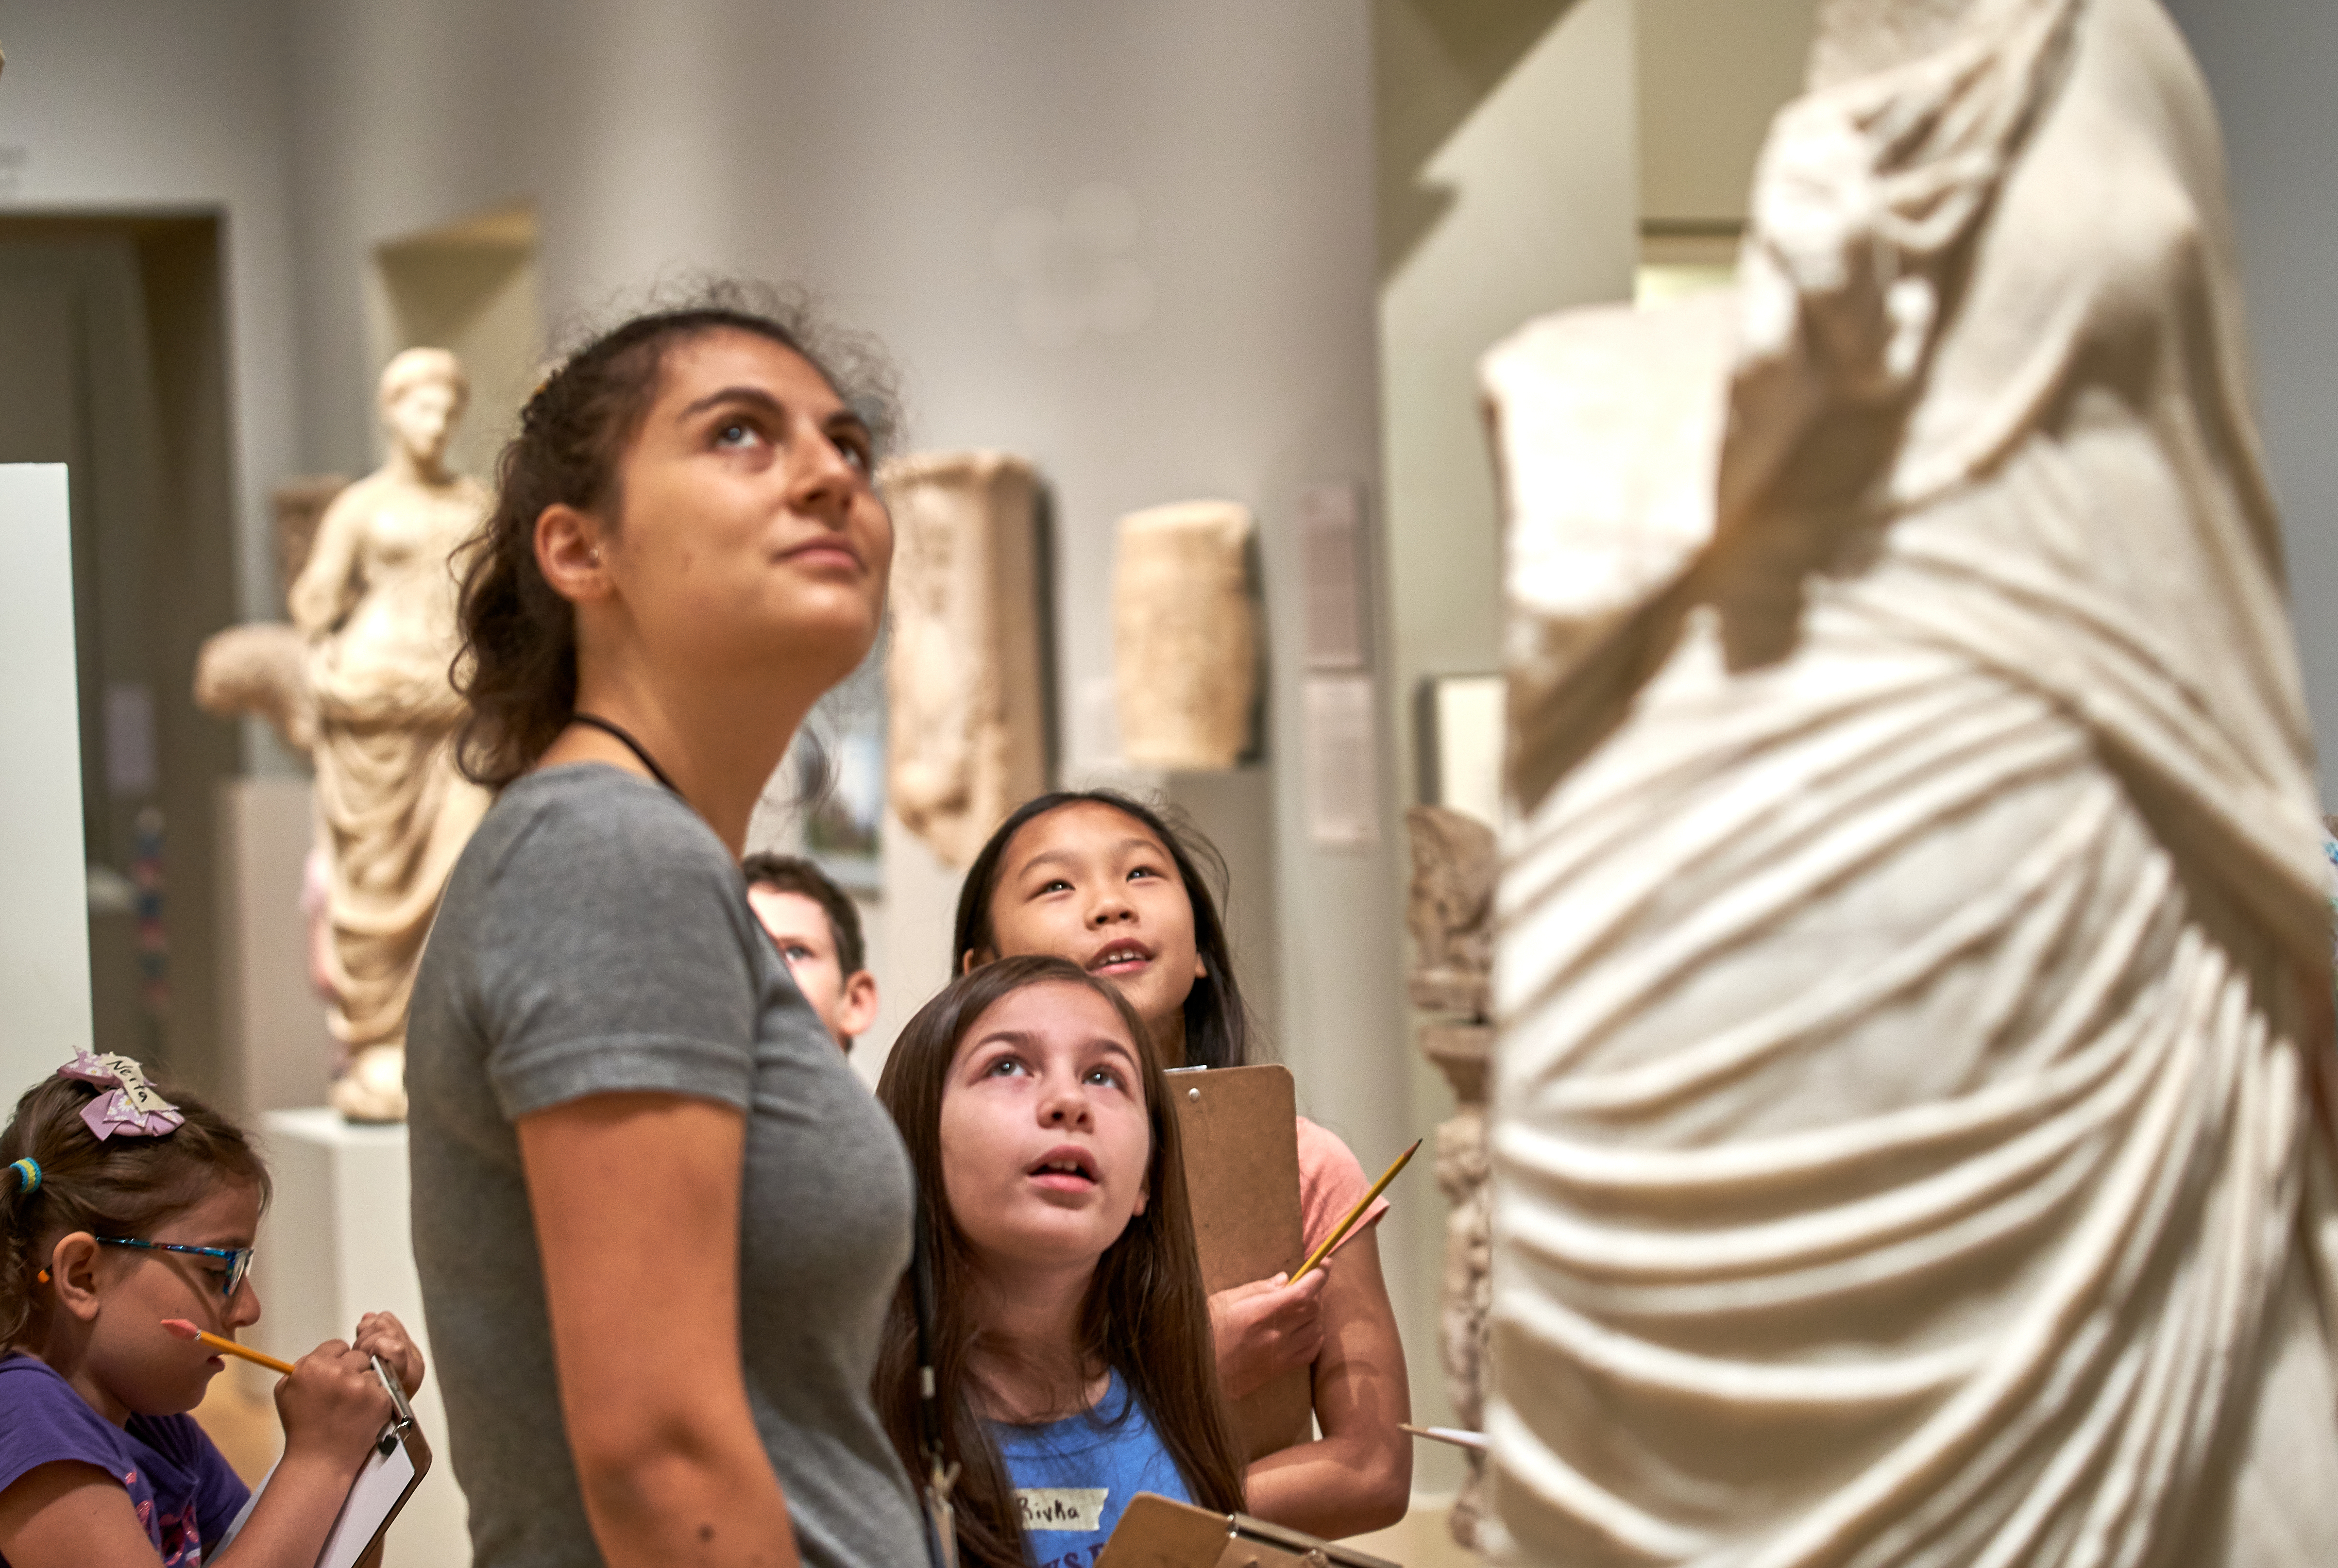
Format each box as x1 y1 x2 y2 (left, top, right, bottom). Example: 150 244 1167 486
0 465 91 1093
256 1110 469 1568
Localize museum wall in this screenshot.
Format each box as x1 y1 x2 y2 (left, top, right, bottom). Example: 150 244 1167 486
274 0 1435 1391
1371 0 1640 1481
1637 0 1819 225
2164 0 2338 804
0 0 304 641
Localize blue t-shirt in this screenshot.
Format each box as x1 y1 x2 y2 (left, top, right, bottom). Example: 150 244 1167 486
990 1370 1194 1568
0 1354 250 1568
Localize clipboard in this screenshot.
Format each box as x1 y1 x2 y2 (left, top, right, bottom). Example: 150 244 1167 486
1093 1492 1403 1568
217 1357 433 1568
1168 1064 1311 1460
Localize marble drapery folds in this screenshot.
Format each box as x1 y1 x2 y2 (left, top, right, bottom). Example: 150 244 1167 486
1485 0 2338 1563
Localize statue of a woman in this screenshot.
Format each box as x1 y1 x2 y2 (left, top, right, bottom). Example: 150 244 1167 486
290 348 491 1121
1484 0 2338 1562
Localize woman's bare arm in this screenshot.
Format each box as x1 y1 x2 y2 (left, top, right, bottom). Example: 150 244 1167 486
520 1092 798 1568
1241 1230 1412 1537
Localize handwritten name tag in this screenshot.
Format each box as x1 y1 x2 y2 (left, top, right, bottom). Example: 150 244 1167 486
1018 1488 1108 1532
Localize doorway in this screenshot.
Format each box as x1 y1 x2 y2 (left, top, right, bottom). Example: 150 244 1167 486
0 215 239 1095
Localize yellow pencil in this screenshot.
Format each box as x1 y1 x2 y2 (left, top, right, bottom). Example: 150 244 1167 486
1290 1138 1422 1282
161 1317 296 1376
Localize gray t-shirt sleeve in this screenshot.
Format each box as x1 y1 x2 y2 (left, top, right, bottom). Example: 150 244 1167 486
470 784 758 1120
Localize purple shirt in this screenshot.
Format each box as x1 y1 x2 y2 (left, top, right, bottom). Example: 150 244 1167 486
0 1354 249 1567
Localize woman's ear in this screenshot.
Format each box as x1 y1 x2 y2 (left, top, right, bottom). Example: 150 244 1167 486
535 503 610 605
49 1233 102 1323
960 946 995 977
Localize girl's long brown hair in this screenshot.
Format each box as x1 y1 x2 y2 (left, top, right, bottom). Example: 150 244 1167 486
874 956 1244 1568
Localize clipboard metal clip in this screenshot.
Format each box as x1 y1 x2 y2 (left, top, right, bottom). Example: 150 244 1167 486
371 1354 417 1437
922 1452 962 1568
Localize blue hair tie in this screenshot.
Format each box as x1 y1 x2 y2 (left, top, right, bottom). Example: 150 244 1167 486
7 1157 38 1196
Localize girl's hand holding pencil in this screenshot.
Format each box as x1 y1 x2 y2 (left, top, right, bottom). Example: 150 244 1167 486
161 1310 424 1398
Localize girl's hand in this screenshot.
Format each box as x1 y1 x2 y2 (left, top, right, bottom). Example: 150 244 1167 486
1209 1270 1328 1400
354 1310 425 1397
275 1339 395 1469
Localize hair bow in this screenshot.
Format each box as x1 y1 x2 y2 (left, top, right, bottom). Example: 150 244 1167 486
58 1052 185 1141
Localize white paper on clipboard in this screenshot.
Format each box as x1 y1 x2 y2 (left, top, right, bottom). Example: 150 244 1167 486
216 1425 422 1568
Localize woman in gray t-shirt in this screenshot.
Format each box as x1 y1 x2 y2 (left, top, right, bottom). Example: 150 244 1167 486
405 290 925 1568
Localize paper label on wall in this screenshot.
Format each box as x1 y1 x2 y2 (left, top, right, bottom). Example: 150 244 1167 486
1304 674 1379 848
1301 481 1369 671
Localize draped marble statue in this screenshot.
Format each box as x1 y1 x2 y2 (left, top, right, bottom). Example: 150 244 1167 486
1483 0 2338 1563
289 349 490 1121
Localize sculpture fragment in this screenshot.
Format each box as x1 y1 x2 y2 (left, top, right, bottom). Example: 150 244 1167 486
882 451 1048 868
1483 0 2338 1563
1113 501 1257 771
1405 804 1498 1549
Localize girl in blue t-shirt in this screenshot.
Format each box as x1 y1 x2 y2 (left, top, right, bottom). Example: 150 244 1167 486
0 1055 424 1568
874 956 1245 1568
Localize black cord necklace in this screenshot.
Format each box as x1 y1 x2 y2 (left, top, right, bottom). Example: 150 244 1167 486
569 713 681 795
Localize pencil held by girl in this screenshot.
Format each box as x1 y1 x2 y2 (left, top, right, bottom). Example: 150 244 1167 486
953 793 1412 1536
0 1055 424 1568
872 957 1245 1568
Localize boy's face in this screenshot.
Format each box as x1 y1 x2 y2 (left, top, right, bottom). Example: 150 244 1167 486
747 886 878 1048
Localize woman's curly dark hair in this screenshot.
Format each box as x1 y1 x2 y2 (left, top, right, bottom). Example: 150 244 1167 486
451 281 900 789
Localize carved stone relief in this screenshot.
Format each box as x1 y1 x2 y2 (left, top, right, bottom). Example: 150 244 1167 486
1483 0 2338 1563
882 451 1048 869
1113 501 1257 771
1405 804 1497 1550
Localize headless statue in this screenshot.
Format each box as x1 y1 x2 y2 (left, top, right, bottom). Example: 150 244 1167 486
1484 0 2338 1562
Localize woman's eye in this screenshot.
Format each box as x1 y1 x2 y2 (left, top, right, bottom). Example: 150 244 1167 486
1128 866 1159 882
782 944 813 963
1085 1066 1124 1090
1038 877 1072 895
984 1057 1027 1079
715 421 762 449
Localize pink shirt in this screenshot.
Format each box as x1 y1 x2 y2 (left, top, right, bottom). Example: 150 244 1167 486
1295 1116 1389 1258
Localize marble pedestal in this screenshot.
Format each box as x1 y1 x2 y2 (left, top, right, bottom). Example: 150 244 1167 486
255 1109 468 1567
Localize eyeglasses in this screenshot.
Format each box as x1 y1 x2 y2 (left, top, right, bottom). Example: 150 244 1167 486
98 1237 256 1299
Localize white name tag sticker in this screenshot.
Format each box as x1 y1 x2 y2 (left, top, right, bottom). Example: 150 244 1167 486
1018 1488 1108 1532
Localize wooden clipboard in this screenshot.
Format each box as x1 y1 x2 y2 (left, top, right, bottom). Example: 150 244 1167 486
1094 1492 1404 1568
1168 1064 1311 1459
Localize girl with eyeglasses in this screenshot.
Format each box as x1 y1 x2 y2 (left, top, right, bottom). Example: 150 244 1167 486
0 1055 424 1568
